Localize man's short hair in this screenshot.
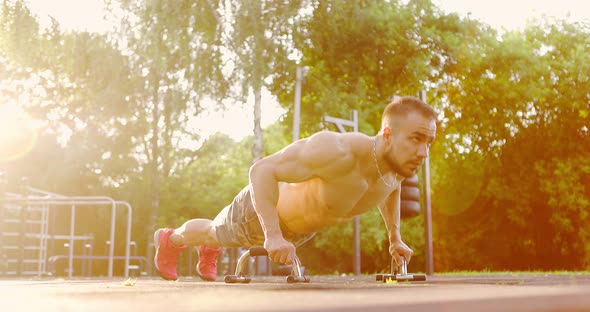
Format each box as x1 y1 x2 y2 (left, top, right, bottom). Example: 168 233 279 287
381 96 436 129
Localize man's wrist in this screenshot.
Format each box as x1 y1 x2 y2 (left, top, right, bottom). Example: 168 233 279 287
264 229 284 240
389 233 402 243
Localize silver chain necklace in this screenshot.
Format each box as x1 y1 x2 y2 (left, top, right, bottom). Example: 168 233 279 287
372 136 399 188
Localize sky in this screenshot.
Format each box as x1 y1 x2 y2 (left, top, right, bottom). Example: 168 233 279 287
24 0 590 141
431 0 589 31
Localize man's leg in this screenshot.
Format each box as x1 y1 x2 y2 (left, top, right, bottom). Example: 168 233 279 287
170 218 220 247
155 185 255 281
154 218 221 281
172 218 223 281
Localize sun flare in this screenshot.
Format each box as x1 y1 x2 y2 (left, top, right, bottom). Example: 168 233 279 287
0 103 38 162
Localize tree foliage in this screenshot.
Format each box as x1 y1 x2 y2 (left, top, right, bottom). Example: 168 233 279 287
431 19 590 271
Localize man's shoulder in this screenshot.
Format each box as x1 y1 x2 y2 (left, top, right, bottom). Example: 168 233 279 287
308 130 368 141
306 131 370 158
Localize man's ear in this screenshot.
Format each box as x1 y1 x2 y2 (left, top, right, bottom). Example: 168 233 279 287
383 127 391 139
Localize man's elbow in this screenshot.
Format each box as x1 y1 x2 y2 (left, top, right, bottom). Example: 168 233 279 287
249 158 273 182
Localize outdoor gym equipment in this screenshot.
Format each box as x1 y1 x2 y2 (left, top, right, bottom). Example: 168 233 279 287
376 257 426 283
224 246 310 284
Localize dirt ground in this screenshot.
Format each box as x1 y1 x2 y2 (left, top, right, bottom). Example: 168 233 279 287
2 273 590 312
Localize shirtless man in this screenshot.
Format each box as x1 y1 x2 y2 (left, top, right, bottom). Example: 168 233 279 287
154 96 437 281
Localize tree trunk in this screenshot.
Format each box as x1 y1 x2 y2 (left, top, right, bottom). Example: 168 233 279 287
147 78 160 273
252 86 263 163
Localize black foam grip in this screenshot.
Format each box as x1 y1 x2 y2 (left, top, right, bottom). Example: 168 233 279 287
402 174 419 187
249 246 269 257
401 200 421 218
287 275 311 283
413 274 427 281
224 275 251 283
400 186 420 201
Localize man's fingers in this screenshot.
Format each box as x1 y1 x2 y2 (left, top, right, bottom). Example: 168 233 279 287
271 250 284 264
264 240 296 264
393 254 402 268
273 254 283 264
270 248 294 264
282 248 295 264
268 250 279 263
280 251 289 264
405 249 414 264
285 251 295 265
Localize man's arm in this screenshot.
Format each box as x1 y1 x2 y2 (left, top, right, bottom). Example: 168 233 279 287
377 188 414 265
248 131 354 264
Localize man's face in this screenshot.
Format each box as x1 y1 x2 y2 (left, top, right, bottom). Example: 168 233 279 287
385 111 436 178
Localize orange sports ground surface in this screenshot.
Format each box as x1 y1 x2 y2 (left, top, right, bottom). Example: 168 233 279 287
2 273 590 312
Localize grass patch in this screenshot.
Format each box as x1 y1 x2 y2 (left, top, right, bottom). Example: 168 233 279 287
122 278 136 286
385 278 398 285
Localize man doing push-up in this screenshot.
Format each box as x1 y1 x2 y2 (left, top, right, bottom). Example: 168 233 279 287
154 96 437 281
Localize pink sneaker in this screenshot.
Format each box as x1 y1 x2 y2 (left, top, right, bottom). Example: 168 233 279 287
154 228 187 280
196 245 222 281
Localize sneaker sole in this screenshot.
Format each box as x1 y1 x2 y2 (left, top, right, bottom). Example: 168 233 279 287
195 264 215 281
153 228 177 281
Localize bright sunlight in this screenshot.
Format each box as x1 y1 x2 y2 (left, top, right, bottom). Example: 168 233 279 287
0 103 38 162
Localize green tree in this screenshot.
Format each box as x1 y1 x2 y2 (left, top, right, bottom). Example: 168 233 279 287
432 18 590 271
1 0 136 195
0 1 151 269
203 0 305 163
111 0 234 253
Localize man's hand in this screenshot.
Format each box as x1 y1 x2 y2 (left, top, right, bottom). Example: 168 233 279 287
264 236 296 264
389 240 413 267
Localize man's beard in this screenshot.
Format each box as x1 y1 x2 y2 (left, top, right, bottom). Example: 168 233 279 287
385 155 416 178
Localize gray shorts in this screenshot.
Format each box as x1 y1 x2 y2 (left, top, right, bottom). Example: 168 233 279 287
212 185 316 248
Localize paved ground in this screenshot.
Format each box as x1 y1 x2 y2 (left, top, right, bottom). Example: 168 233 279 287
2 274 590 312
